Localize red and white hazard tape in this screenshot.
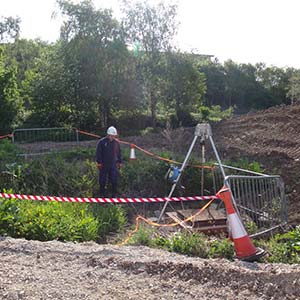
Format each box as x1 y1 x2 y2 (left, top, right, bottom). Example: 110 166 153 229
0 192 218 204
0 134 12 140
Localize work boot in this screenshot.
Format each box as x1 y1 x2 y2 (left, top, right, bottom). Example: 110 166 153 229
99 185 106 197
112 185 118 198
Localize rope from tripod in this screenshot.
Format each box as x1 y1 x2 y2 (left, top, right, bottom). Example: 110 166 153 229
118 198 215 246
76 129 214 170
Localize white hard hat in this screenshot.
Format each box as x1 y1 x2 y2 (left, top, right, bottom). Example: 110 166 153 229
107 126 118 136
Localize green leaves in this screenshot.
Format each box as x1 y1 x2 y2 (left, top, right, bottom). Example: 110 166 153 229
0 16 20 42
0 197 127 242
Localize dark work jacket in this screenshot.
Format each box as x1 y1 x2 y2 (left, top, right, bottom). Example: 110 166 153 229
96 137 122 167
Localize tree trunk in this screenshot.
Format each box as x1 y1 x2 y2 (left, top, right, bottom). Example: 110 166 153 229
150 91 157 128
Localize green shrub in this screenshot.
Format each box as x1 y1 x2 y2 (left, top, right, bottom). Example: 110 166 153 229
169 232 209 258
128 225 155 246
0 198 99 241
192 105 234 123
254 227 300 264
0 197 126 242
153 235 171 249
245 220 259 235
0 140 19 164
208 238 234 259
90 204 127 241
119 152 170 196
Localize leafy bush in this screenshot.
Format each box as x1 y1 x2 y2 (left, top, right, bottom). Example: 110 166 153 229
192 105 234 123
208 238 234 259
112 109 153 136
119 151 170 196
0 198 98 241
128 229 235 259
245 220 259 235
0 139 19 164
127 229 209 257
122 224 300 264
0 196 126 242
168 232 209 257
128 225 155 246
256 227 300 264
90 204 127 241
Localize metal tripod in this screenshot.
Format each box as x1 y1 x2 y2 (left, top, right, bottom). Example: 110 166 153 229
157 123 228 222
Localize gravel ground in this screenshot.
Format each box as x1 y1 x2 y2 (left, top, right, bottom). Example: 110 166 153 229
0 237 299 300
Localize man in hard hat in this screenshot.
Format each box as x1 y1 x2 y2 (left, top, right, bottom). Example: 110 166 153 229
96 126 122 197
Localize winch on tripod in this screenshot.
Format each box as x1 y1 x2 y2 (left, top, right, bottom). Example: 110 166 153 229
165 164 180 183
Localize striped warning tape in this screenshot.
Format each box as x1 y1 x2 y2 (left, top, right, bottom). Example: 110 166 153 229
0 192 219 204
0 134 13 140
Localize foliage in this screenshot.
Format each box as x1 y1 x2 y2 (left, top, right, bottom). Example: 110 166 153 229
245 220 259 235
119 150 170 196
128 225 155 246
193 105 234 123
0 140 18 163
162 52 207 126
89 204 127 241
127 226 300 264
121 0 178 126
0 190 126 242
0 197 99 241
225 158 264 174
128 229 234 259
208 238 234 259
169 231 209 257
0 47 22 133
1 4 299 132
286 71 300 104
57 0 132 129
0 16 20 42
256 227 300 264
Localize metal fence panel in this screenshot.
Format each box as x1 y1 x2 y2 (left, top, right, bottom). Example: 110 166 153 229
12 128 78 144
225 175 287 236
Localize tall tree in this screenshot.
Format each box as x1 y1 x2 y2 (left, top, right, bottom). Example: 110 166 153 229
199 59 226 107
25 43 74 127
57 0 131 128
163 52 206 126
0 47 22 133
287 71 300 104
255 63 291 106
121 0 178 126
0 16 20 42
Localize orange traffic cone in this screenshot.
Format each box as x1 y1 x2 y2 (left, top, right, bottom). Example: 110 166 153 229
129 144 137 160
216 185 265 262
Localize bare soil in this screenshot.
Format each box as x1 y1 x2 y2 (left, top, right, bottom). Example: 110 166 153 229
1 237 300 300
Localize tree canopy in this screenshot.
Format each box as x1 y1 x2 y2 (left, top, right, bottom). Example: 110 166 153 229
0 0 299 135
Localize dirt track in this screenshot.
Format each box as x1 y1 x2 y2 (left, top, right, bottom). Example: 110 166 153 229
1 237 300 300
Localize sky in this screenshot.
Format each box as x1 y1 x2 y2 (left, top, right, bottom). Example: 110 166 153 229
1 0 300 68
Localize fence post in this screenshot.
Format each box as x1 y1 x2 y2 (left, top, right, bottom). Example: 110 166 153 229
76 129 79 143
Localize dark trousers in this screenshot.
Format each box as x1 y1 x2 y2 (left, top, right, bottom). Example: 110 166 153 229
99 164 118 197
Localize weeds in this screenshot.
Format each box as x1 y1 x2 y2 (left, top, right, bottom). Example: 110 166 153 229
255 226 300 264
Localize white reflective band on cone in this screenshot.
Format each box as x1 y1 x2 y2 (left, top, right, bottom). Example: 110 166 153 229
228 213 248 239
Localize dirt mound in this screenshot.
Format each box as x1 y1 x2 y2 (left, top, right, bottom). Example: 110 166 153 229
1 237 299 300
213 104 300 224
